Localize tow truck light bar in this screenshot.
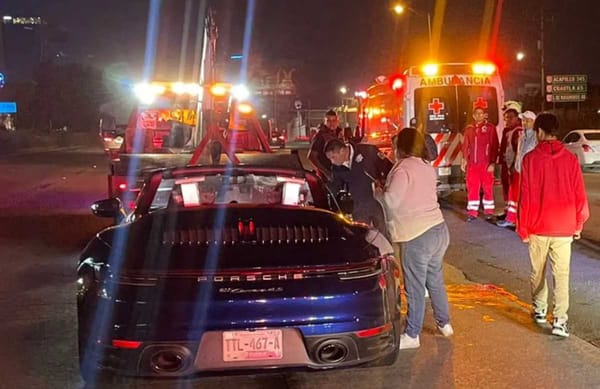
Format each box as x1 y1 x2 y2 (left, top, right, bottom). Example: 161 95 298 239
133 82 203 103
231 84 250 101
237 103 253 114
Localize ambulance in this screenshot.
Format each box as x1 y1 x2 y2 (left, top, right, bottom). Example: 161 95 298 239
401 63 504 194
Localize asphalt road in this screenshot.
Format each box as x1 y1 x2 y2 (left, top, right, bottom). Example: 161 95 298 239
0 146 599 388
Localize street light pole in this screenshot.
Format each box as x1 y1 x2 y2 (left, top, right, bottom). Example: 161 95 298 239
393 4 432 59
339 86 347 124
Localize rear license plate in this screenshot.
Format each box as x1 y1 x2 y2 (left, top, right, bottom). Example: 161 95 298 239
222 329 283 362
438 167 451 176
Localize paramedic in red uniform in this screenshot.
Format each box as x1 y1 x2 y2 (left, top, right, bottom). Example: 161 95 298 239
498 108 522 217
461 107 499 222
497 111 534 228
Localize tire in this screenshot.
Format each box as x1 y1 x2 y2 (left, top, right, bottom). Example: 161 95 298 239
80 359 127 385
363 349 399 368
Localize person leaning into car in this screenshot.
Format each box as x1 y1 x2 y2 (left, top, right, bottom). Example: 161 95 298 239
324 138 392 235
374 128 454 350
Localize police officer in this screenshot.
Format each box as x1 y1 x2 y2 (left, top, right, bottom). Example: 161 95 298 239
324 138 393 233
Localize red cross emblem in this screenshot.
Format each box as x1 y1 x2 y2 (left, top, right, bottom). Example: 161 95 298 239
428 98 445 115
473 97 488 110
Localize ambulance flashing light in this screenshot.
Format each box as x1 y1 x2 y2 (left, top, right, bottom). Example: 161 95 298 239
391 77 403 90
472 62 496 75
422 63 439 76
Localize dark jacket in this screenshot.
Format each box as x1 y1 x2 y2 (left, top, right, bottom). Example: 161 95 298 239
308 125 339 178
330 143 393 229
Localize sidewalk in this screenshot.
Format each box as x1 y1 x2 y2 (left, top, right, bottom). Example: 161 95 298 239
0 130 99 157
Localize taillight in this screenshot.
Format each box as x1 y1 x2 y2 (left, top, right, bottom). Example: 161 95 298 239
582 144 591 152
112 340 142 349
152 136 163 148
115 274 158 286
355 323 393 338
378 274 386 289
337 261 382 280
118 183 127 191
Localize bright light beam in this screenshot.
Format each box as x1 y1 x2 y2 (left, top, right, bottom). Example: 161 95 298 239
239 0 256 84
81 2 163 383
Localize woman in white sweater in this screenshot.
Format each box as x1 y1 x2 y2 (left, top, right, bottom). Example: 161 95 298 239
374 128 453 350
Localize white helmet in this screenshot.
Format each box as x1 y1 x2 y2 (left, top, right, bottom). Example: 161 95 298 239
502 100 523 114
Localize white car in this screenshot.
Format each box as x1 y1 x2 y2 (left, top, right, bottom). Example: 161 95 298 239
562 129 600 169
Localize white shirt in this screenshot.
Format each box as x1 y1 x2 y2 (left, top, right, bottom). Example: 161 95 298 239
342 144 354 169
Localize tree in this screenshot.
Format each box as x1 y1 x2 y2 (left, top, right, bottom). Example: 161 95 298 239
31 62 108 131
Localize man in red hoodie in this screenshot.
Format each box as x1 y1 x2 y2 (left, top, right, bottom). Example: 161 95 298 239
518 113 589 338
461 107 499 221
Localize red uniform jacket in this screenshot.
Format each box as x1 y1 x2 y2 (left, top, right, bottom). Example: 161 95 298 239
517 140 589 240
462 121 499 167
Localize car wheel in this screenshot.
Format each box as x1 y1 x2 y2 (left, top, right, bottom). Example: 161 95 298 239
364 348 399 368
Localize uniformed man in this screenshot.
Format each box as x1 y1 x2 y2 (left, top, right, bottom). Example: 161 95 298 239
461 107 499 221
324 138 393 233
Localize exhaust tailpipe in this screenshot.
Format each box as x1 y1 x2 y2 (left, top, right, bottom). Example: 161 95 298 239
315 340 349 364
150 348 189 374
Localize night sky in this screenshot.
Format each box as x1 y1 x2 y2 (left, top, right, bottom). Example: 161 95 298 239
1 0 599 106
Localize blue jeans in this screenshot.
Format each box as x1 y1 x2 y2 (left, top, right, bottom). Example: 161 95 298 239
401 222 451 338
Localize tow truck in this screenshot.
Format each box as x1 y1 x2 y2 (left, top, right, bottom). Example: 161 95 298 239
108 81 273 212
102 3 279 213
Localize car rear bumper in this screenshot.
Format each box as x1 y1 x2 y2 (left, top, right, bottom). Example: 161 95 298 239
80 323 399 379
581 156 600 166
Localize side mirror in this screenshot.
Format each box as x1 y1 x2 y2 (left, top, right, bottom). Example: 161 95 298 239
336 191 354 215
91 198 123 218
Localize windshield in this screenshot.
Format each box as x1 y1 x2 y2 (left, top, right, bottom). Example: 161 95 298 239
584 132 600 141
149 173 316 211
414 86 499 133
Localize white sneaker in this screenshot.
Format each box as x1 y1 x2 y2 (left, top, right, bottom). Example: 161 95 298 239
425 289 430 298
551 320 569 338
399 333 420 349
437 323 454 337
